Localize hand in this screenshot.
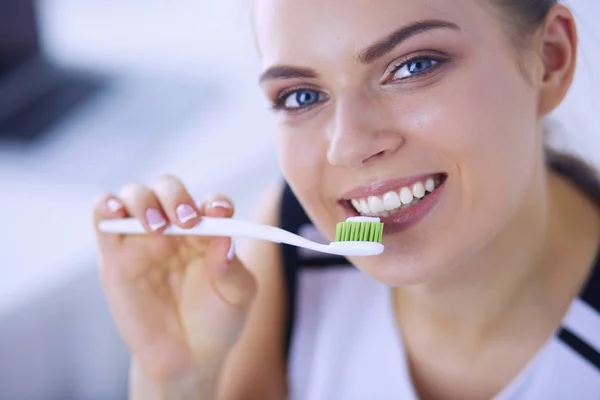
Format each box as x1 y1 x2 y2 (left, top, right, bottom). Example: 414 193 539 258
93 175 257 390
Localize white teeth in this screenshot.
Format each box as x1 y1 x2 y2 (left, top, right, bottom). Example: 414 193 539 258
349 176 441 215
382 191 401 211
399 187 414 205
425 178 435 192
412 182 425 199
359 198 370 214
368 196 385 213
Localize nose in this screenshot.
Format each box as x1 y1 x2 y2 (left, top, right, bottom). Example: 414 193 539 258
326 93 405 168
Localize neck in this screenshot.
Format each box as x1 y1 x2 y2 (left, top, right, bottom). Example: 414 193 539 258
397 155 600 343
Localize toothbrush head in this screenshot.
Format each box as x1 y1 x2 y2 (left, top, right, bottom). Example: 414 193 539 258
335 216 383 243
328 217 384 256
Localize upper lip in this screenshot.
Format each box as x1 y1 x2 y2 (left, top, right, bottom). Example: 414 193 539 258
340 173 445 200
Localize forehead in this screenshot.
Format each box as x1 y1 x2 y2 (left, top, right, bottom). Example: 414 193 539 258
254 0 492 67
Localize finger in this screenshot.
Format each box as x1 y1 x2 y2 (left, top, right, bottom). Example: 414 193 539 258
200 194 235 219
93 193 129 252
119 182 168 234
152 175 201 228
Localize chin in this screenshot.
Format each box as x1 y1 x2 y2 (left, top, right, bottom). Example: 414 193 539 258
348 250 447 286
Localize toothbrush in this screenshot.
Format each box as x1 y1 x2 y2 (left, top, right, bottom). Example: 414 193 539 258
99 216 384 257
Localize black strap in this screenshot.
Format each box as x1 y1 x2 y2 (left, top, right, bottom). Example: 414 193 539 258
557 327 600 371
279 184 307 358
556 246 600 371
278 183 351 357
580 248 600 314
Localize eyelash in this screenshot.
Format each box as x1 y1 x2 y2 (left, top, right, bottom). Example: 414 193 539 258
385 53 448 83
271 84 326 113
271 53 448 113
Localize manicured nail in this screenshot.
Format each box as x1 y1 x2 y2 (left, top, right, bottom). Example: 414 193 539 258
226 239 236 262
210 200 232 210
146 208 166 231
176 204 197 223
106 198 122 212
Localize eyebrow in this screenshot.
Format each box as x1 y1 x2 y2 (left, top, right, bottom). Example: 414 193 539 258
259 65 318 83
258 19 459 83
359 19 460 64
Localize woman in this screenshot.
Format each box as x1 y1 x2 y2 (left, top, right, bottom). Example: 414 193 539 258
93 0 600 398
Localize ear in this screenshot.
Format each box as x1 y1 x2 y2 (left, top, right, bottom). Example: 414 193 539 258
537 5 578 117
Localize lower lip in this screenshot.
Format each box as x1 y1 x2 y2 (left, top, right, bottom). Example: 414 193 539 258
342 179 447 235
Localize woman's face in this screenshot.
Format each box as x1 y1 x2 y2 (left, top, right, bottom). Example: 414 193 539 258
255 0 543 284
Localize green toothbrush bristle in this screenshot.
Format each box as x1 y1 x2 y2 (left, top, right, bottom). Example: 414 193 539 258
335 221 384 243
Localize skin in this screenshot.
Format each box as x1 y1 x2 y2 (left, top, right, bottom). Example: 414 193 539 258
94 179 286 399
255 0 573 285
254 0 598 398
93 0 599 399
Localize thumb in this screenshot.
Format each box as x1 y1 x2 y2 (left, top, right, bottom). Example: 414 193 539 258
207 237 257 309
183 237 257 360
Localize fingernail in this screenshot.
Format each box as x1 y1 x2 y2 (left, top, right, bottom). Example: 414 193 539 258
226 239 236 262
176 204 197 223
210 200 232 210
106 198 122 212
146 208 166 231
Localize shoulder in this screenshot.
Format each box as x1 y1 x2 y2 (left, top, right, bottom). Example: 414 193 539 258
559 256 600 374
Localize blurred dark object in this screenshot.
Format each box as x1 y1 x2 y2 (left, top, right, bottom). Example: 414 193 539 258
0 0 38 78
0 0 106 144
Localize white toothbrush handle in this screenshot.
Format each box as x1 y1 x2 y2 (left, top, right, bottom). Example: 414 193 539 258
99 217 331 252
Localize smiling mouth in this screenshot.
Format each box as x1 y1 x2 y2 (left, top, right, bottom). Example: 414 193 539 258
344 174 446 218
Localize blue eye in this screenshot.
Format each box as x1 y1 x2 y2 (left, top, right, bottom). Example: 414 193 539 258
282 89 323 109
393 57 438 80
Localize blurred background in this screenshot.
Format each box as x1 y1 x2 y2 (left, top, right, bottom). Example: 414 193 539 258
0 0 598 399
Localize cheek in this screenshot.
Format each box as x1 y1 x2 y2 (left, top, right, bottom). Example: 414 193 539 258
407 61 539 210
463 72 538 211
275 125 341 238
275 124 327 195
